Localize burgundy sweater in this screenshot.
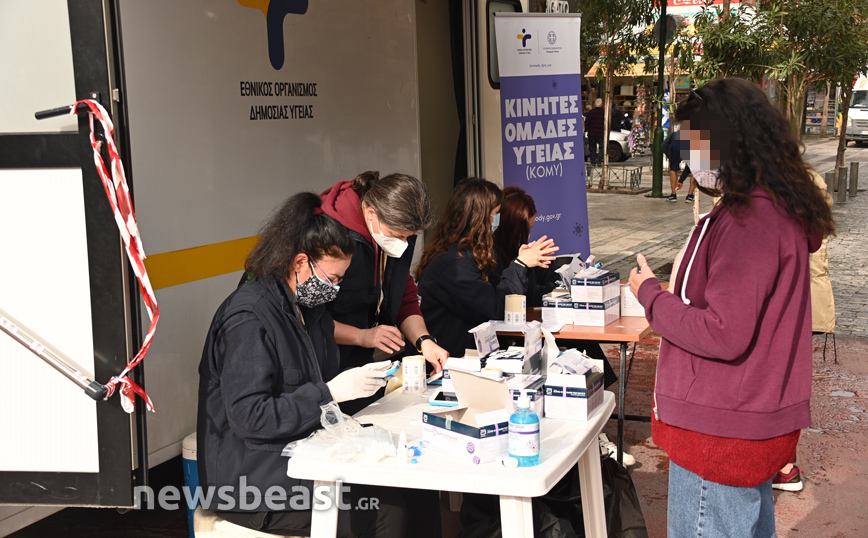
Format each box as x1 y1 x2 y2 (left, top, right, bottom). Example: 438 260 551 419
638 187 819 483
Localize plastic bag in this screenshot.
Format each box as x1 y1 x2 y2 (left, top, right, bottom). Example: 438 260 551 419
282 402 396 463
457 455 648 538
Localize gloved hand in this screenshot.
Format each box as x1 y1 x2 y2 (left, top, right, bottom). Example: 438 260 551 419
326 361 392 403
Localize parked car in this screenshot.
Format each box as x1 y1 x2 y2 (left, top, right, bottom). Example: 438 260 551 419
584 130 631 162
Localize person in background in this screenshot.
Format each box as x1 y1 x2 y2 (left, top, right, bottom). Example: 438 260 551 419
661 129 696 203
198 193 405 537
492 186 557 306
629 78 835 538
584 98 606 165
415 178 558 357
771 169 837 493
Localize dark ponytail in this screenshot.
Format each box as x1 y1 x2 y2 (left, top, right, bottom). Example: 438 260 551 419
351 170 380 199
351 170 433 232
245 192 355 281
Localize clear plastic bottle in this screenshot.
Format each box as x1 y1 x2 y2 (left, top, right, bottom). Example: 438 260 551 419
508 390 540 467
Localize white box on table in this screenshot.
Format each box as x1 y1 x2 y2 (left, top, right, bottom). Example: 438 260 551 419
620 283 646 317
542 290 577 325
422 368 513 464
544 350 605 420
572 297 620 327
570 270 621 303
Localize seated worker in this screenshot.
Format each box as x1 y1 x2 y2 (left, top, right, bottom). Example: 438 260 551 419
198 192 406 537
415 178 558 357
491 186 619 389
661 129 696 203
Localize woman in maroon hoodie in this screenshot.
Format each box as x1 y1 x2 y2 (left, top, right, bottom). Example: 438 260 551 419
320 171 447 381
629 78 835 538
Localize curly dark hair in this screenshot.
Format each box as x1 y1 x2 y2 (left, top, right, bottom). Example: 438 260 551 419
675 78 835 238
245 192 355 281
415 178 503 279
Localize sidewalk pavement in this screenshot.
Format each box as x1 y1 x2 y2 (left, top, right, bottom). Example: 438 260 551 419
587 143 868 339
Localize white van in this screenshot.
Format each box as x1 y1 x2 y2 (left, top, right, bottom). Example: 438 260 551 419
846 76 868 146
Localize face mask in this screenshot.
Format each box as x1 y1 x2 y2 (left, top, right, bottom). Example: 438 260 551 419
295 262 340 307
370 214 408 258
688 149 721 190
491 213 500 233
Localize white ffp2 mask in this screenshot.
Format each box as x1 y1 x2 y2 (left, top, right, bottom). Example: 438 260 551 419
370 215 408 258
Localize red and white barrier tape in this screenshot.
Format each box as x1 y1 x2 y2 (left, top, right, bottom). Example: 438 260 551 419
74 99 157 413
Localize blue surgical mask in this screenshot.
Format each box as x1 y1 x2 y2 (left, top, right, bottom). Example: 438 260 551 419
491 213 501 233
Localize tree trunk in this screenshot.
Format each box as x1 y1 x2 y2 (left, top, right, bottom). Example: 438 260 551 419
599 62 614 189
722 0 731 19
836 84 851 183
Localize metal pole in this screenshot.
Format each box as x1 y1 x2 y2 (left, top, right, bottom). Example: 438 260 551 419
650 0 667 198
0 306 106 400
837 167 848 204
825 171 836 193
849 161 859 197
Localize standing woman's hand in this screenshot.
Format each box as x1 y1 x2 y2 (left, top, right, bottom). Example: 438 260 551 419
629 253 658 297
517 235 559 268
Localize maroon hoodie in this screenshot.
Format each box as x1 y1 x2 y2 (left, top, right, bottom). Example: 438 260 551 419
320 181 422 330
638 187 821 441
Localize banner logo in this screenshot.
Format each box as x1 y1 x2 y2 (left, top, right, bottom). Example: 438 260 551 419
238 0 309 70
547 31 557 45
517 29 533 47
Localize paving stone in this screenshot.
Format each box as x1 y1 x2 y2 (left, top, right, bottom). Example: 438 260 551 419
583 140 867 337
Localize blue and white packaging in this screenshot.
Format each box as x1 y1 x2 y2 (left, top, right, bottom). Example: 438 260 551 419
570 269 621 303
572 297 620 327
422 368 514 464
507 374 546 416
544 350 605 420
542 290 576 324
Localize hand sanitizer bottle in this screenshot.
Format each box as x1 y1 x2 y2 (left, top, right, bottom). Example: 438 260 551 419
509 390 540 466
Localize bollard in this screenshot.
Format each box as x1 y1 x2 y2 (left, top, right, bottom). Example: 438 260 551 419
825 171 836 193
850 162 859 197
837 167 848 204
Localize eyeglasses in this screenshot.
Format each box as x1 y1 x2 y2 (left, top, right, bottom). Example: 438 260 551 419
690 88 705 102
310 259 343 287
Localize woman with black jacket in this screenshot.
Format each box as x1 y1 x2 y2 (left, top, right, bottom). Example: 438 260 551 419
492 186 618 390
415 178 558 357
198 193 405 537
320 172 448 378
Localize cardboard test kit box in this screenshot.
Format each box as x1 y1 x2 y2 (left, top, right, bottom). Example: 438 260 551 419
422 368 514 464
570 269 621 303
544 350 605 420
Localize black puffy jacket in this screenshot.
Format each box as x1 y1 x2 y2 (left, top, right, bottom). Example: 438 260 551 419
197 277 339 512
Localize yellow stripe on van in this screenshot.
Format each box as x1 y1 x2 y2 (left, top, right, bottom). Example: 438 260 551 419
144 236 261 290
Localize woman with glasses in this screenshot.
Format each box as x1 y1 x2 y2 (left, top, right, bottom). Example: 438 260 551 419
629 78 835 538
198 192 405 537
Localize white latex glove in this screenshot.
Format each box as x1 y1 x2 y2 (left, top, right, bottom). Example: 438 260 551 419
326 361 391 403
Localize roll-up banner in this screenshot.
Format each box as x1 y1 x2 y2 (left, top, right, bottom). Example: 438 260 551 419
494 14 590 258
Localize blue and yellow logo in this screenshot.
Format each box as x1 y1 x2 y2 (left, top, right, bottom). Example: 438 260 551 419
517 28 532 47
239 0 308 70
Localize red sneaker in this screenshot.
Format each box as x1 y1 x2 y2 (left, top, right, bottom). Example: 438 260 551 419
772 465 804 492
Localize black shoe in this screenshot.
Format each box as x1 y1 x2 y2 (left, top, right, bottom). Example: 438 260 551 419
685 194 695 202
667 194 677 202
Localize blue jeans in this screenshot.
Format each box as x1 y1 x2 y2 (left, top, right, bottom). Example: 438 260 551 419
668 461 776 538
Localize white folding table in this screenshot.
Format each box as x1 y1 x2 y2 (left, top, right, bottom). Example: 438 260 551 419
286 389 615 538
